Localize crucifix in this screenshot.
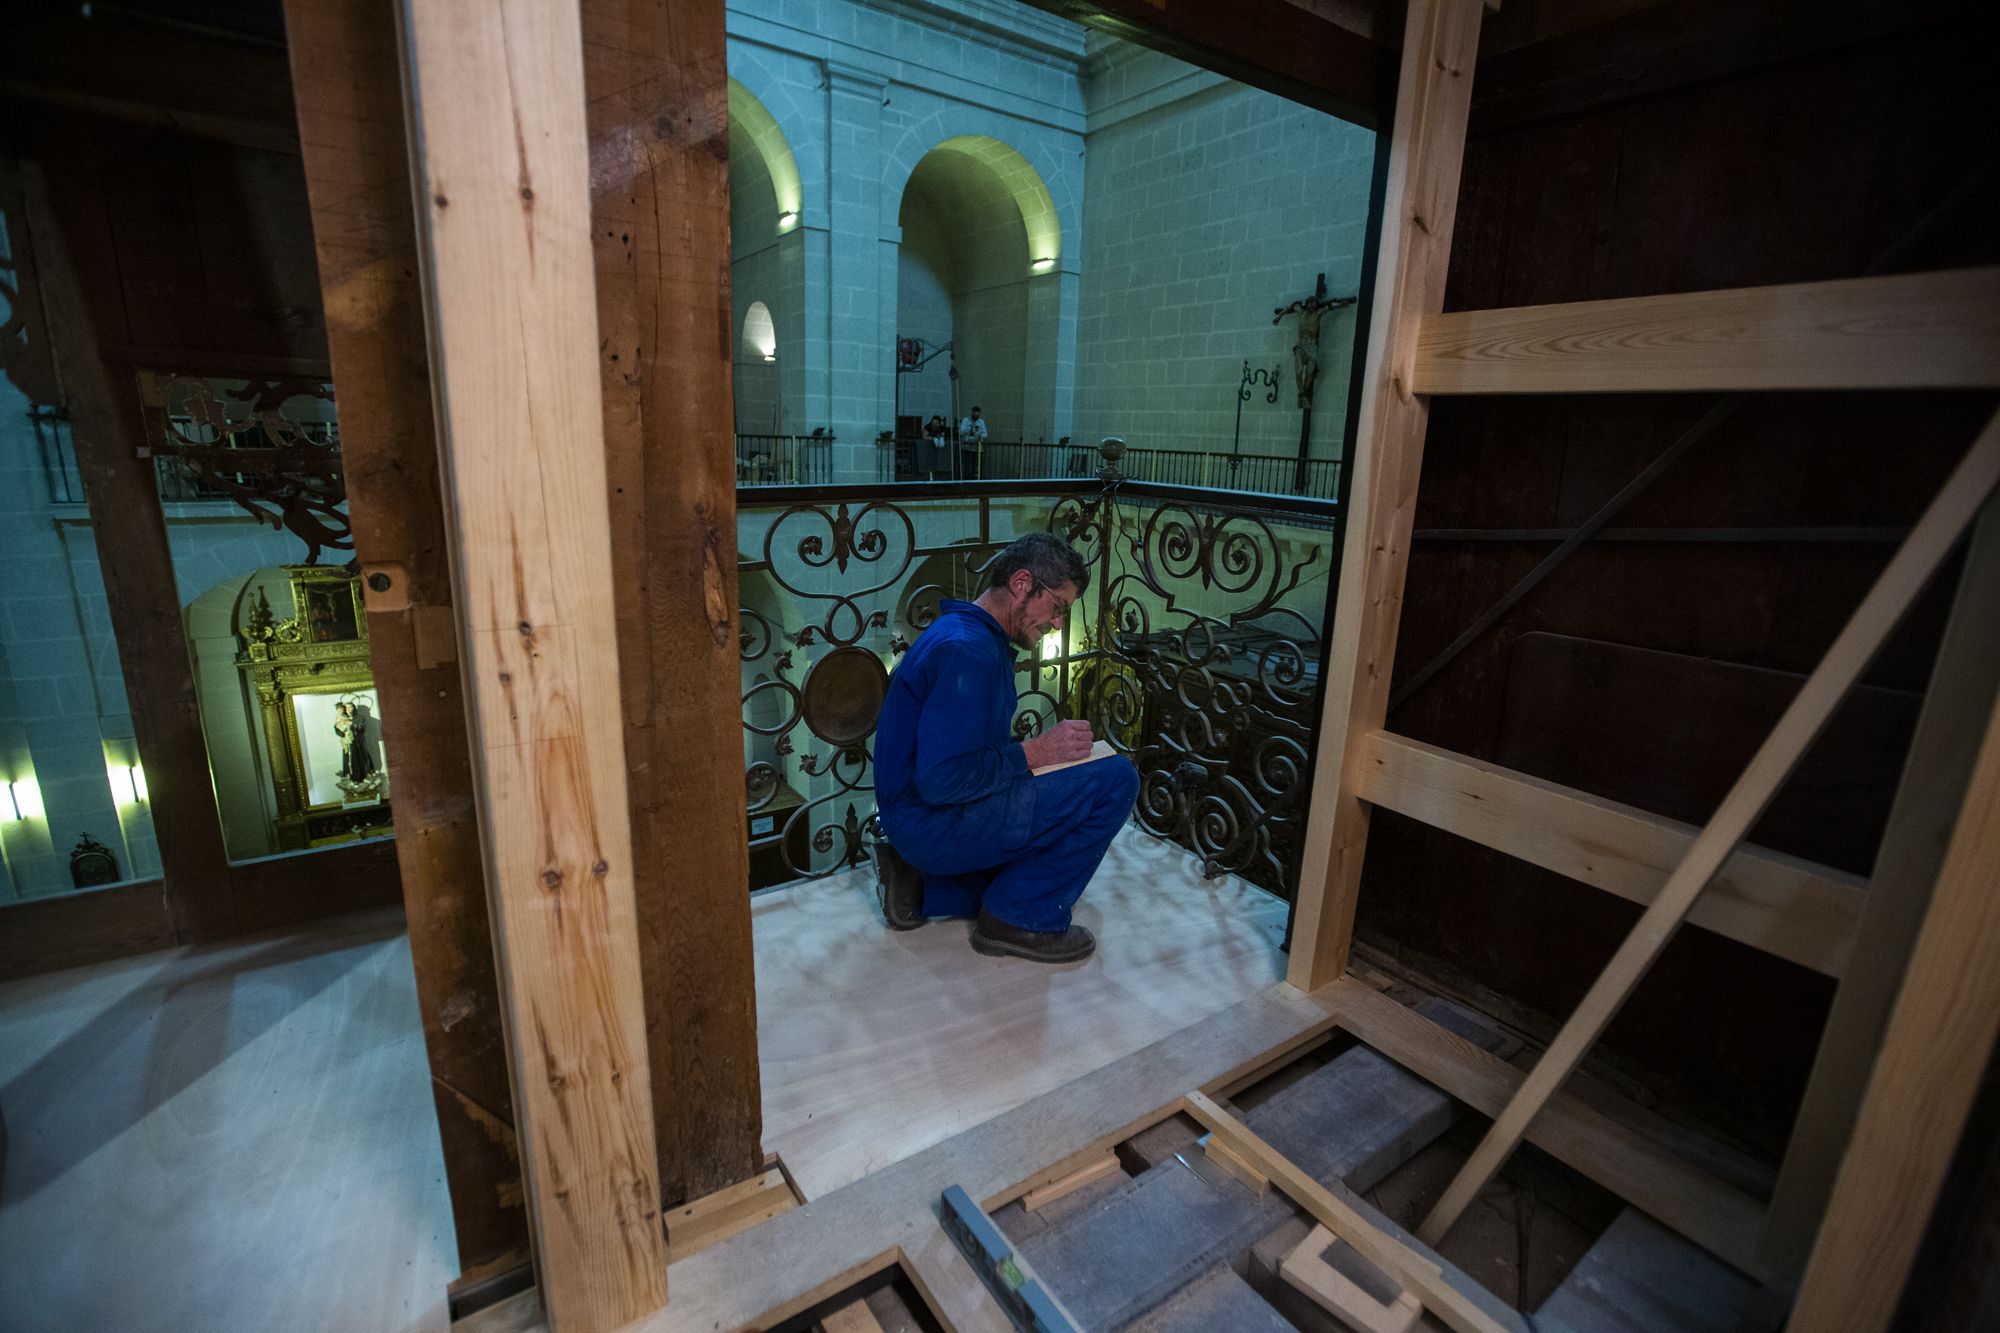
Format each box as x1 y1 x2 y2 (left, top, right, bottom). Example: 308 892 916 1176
1273 272 1357 492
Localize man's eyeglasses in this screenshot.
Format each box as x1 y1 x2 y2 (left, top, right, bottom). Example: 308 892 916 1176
1033 580 1074 619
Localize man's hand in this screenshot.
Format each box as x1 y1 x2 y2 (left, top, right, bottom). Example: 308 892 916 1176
1024 719 1094 770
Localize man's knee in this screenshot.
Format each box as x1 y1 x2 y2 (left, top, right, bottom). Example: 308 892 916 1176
1093 755 1141 814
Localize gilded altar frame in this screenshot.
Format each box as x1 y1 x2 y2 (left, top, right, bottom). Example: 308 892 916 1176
238 565 392 849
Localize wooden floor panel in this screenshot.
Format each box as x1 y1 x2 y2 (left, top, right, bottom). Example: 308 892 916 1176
756 827 1292 1200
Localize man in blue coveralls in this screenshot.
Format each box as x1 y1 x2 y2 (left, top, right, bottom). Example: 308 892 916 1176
871 533 1140 962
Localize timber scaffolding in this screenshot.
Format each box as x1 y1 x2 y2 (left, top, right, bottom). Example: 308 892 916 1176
14 0 1988 1329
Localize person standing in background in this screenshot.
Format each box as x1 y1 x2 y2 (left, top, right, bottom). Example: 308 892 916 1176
957 405 988 480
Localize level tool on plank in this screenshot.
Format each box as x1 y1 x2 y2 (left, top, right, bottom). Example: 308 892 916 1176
939 1185 1084 1333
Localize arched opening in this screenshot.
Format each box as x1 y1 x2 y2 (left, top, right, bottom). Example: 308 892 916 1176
728 79 805 449
895 136 1062 465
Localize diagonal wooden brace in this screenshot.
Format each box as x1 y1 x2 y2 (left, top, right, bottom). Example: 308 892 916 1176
1416 409 2000 1248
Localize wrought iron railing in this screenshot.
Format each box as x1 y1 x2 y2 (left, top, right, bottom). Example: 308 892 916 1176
890 435 1341 500
739 445 1342 902
736 431 834 485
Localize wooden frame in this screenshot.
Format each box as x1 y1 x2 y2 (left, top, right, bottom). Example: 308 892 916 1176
399 0 669 1326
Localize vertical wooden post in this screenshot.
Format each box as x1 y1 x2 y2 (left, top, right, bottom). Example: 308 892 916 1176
399 0 669 1325
1760 494 2000 1277
1287 0 1485 993
1790 685 2000 1332
282 0 529 1283
579 0 764 1207
21 137 234 933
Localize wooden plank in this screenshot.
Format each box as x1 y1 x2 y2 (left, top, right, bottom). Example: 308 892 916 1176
1414 268 2000 395
0 879 177 980
1789 684 2000 1331
1183 1090 1524 1333
902 1218 1016 1333
1200 1134 1271 1197
20 138 233 939
821 1298 889 1333
1354 731 1866 977
1280 1225 1422 1333
281 0 525 1281
578 0 764 1206
1021 1153 1123 1211
398 0 669 1326
1416 412 2000 1248
1761 493 2000 1275
1289 0 1488 993
666 1167 798 1261
1327 978 1768 1278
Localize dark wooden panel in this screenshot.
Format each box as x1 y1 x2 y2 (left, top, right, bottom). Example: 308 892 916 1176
281 0 527 1280
582 0 765 1204
0 879 177 979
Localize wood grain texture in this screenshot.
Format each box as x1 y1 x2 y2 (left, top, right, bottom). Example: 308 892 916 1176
1789 683 2000 1331
1417 412 2000 1248
1329 978 1768 1278
1414 267 2000 394
399 0 668 1325
578 0 763 1206
1354 730 1866 977
1761 495 2000 1276
1289 0 1487 993
1183 1090 1523 1333
282 0 525 1280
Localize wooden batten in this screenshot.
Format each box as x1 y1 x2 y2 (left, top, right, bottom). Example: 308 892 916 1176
399 0 669 1326
1353 731 1866 978
1413 267 2000 395
578 0 765 1207
281 0 527 1280
1415 412 2000 1249
1288 0 1488 994
1789 682 2000 1330
1761 493 2000 1277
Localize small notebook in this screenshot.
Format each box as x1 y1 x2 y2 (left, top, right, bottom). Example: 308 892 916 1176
1030 738 1117 777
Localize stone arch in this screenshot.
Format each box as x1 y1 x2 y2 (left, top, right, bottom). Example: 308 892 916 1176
728 77 809 437
881 109 1079 261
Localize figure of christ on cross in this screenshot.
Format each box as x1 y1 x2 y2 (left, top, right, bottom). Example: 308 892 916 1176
1273 272 1358 411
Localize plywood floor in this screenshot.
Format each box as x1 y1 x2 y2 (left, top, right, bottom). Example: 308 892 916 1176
756 826 1292 1200
0 827 1288 1329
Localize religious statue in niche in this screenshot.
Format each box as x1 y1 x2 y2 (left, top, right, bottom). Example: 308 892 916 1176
333 696 383 799
1272 273 1358 410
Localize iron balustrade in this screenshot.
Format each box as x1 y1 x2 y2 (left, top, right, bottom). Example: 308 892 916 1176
887 436 1341 500
737 447 1343 902
736 432 835 486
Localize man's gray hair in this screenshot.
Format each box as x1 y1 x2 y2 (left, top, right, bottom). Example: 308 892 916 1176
984 532 1088 596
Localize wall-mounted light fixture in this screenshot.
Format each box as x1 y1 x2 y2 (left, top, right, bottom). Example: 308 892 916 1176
106 760 148 807
1030 256 1055 274
777 209 798 231
7 777 44 821
1040 629 1061 662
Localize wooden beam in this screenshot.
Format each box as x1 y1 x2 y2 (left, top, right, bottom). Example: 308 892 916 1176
1183 1091 1525 1333
1789 681 2000 1331
579 0 764 1207
1413 268 2000 395
282 0 526 1282
1327 978 1768 1278
1289 0 1487 994
399 0 669 1326
1018 0 1391 128
20 137 234 939
1353 731 1866 977
1761 493 2000 1276
1416 412 2000 1248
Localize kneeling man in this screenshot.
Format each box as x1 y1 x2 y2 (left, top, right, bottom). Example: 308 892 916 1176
872 533 1140 962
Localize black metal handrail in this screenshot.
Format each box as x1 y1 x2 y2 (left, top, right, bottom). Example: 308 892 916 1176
736 432 834 485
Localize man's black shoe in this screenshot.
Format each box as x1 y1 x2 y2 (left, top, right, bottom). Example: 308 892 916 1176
969 909 1095 963
872 841 927 931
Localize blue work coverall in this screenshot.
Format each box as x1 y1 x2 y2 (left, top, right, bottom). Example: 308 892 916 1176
874 599 1140 933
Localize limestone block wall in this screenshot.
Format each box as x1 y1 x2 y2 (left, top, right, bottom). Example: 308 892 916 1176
1072 38 1374 462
